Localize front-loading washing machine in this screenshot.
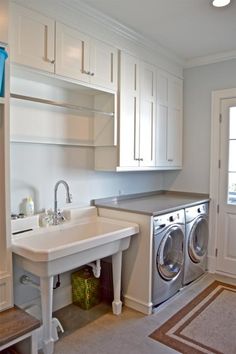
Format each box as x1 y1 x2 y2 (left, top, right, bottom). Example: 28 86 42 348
183 203 209 285
152 209 185 307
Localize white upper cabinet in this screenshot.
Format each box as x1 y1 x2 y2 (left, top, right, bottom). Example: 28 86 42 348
55 22 90 84
139 61 156 167
90 38 117 90
119 52 139 167
156 70 183 168
10 3 55 73
0 0 9 44
10 4 118 91
119 52 156 168
56 23 117 90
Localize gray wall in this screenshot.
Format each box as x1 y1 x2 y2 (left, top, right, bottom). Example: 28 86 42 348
11 59 236 212
10 143 164 213
164 58 236 194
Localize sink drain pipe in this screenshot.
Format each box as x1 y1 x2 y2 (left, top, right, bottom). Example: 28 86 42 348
86 259 101 278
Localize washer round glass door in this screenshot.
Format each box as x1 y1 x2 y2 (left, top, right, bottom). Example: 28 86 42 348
157 225 184 280
188 216 208 263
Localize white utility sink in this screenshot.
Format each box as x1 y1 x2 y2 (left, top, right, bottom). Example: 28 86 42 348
12 215 138 262
11 206 139 354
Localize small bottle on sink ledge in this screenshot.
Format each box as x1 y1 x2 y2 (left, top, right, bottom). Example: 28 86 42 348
25 196 34 216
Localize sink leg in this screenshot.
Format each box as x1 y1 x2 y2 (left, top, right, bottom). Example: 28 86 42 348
112 250 122 315
40 276 54 354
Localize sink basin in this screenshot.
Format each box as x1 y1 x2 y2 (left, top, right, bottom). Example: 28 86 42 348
12 215 139 262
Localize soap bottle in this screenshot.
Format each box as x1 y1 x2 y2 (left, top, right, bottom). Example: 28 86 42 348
25 196 34 216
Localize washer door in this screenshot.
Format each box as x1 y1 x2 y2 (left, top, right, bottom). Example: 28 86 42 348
157 225 184 281
188 216 208 263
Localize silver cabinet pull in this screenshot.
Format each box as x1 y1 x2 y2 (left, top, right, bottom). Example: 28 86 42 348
50 59 55 64
168 159 173 162
82 70 90 75
134 158 144 161
90 72 95 76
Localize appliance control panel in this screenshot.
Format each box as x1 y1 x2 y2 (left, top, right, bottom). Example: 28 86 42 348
154 209 185 232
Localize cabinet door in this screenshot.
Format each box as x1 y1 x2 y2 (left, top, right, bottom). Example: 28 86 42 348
0 0 9 44
119 52 139 167
90 39 117 91
139 62 156 167
156 70 183 168
10 3 55 73
167 77 183 166
55 22 90 83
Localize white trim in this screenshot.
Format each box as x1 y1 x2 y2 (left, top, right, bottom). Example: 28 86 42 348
123 294 153 315
215 270 236 279
207 255 217 273
185 50 236 68
209 88 236 273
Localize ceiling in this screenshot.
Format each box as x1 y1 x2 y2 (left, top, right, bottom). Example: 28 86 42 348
78 0 236 64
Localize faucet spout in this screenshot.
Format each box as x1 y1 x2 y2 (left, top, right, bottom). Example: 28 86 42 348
53 180 72 225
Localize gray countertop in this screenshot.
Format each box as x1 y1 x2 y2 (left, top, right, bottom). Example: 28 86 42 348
93 191 209 216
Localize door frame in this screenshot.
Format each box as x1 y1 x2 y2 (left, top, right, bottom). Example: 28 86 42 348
209 88 236 273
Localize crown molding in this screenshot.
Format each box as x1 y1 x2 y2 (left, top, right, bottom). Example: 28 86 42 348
60 0 184 67
185 49 236 68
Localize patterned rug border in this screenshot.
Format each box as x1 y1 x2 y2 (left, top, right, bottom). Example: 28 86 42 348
149 280 236 354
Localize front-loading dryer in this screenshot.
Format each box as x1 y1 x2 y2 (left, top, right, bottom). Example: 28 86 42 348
152 209 185 307
183 203 209 285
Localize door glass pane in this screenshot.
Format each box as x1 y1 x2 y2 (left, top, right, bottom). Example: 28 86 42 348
228 172 236 204
229 107 236 139
228 107 236 204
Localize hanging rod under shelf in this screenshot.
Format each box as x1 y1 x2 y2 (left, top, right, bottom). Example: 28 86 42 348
10 93 115 117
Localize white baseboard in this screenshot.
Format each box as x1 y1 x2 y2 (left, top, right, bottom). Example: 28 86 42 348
207 255 216 273
123 294 152 315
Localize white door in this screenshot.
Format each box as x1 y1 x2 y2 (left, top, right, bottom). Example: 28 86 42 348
55 22 90 83
90 39 117 91
139 62 156 167
217 97 236 274
10 3 55 73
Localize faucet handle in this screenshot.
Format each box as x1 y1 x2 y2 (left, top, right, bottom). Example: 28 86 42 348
66 193 73 204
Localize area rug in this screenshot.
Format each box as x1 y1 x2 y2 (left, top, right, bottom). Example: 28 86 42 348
150 280 236 354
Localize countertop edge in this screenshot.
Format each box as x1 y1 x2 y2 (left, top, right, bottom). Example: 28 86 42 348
92 191 210 216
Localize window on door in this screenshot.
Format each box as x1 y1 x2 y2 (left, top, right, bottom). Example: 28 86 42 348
228 107 236 204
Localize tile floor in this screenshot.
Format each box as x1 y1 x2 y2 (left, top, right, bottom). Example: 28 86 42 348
52 272 236 354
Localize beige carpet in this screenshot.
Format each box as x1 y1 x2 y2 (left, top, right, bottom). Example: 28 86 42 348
150 281 236 354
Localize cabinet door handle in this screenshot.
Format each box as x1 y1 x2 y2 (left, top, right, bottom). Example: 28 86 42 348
168 159 173 162
139 158 143 161
90 72 95 76
44 25 55 65
82 70 90 75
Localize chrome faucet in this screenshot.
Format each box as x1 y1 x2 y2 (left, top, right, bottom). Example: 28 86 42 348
53 180 72 225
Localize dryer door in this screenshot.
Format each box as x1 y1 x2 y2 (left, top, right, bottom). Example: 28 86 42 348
157 225 184 280
188 216 208 263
